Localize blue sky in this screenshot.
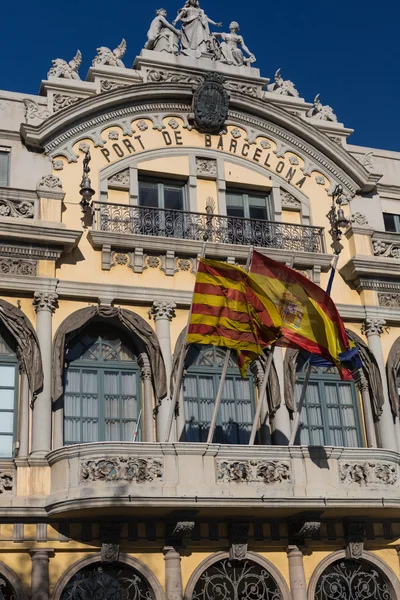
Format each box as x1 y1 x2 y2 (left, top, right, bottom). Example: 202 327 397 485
2 0 399 151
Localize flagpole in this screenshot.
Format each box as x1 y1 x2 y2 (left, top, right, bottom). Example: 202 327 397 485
289 253 339 446
164 242 207 443
248 347 275 446
206 246 254 445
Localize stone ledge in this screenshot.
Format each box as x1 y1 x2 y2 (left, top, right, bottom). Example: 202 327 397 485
0 219 81 250
340 255 400 282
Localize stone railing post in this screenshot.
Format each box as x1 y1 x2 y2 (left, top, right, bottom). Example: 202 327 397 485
31 292 58 456
150 301 177 442
30 549 54 600
361 318 397 451
286 545 307 600
163 546 183 600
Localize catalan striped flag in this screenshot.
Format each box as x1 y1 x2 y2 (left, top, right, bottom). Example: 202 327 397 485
249 251 351 378
187 259 282 377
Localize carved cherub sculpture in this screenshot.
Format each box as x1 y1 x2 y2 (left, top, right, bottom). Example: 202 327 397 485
48 50 82 80
145 9 181 55
213 22 255 66
92 39 127 68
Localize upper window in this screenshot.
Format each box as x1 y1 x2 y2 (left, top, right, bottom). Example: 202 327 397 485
0 328 18 458
0 150 10 187
226 190 271 221
383 213 400 233
184 346 255 444
295 363 362 447
64 325 141 445
139 178 186 211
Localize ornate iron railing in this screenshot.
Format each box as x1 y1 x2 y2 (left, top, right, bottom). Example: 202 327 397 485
93 202 325 253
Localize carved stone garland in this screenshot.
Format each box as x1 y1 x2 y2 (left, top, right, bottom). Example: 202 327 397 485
80 457 163 483
217 460 290 484
0 198 35 219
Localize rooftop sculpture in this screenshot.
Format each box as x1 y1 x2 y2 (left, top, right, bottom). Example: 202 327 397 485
306 94 338 122
267 69 299 97
145 9 181 55
213 22 255 66
92 39 127 67
48 50 82 80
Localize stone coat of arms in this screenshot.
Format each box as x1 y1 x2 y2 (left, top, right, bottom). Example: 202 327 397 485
193 73 229 134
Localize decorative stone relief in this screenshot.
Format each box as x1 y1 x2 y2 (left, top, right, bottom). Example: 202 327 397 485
373 239 400 259
172 521 195 535
137 120 149 131
78 142 90 153
225 81 260 98
193 73 229 134
267 69 299 97
350 213 368 226
52 159 64 171
0 473 13 494
37 175 63 191
108 130 120 140
80 457 164 483
315 175 326 185
260 140 271 149
101 543 120 563
306 94 338 122
378 293 400 307
92 39 127 68
100 80 131 93
196 157 218 178
109 169 130 187
146 255 161 269
231 128 242 139
160 251 179 276
289 156 300 165
177 258 195 273
146 69 201 85
53 94 81 113
48 51 82 80
281 191 301 210
0 258 37 276
291 520 321 541
229 522 249 561
361 318 386 337
345 522 365 560
217 460 290 484
33 292 59 314
0 198 35 219
149 301 176 322
168 118 180 129
23 99 51 123
360 152 374 171
113 253 129 266
339 462 397 486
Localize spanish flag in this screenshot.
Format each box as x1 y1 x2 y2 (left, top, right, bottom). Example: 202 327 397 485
249 251 351 377
187 259 282 377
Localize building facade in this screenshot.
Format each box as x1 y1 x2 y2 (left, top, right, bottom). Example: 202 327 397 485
0 6 400 598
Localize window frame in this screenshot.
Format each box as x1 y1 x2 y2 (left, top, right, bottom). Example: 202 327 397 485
63 333 142 445
383 212 400 233
138 175 188 212
296 366 363 447
0 148 11 187
0 353 18 459
225 188 272 221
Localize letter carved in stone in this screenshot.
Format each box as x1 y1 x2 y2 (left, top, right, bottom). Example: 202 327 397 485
217 460 290 484
0 473 13 494
339 462 397 486
80 457 164 483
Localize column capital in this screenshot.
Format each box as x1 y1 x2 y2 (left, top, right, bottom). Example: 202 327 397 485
29 549 55 560
286 544 303 556
361 318 386 337
33 292 58 314
353 369 369 392
163 545 182 558
150 301 176 322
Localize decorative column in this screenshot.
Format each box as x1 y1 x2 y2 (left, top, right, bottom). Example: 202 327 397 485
286 546 307 600
353 369 377 448
271 348 292 445
139 354 155 443
30 549 54 600
163 546 183 600
361 318 397 451
31 292 58 456
18 368 30 457
150 301 177 442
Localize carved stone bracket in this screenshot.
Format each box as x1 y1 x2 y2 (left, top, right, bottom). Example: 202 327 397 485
160 251 179 277
288 513 322 545
339 462 397 486
361 318 387 337
345 521 366 560
165 512 196 547
216 460 290 484
100 523 121 563
0 472 13 494
80 457 164 483
229 521 249 561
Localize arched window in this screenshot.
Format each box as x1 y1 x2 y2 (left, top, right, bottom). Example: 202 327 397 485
183 346 255 444
60 562 155 600
295 363 363 447
0 326 18 459
0 572 20 600
64 324 141 444
314 558 393 600
191 557 283 600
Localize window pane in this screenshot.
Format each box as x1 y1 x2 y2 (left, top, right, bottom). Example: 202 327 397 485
249 196 269 220
164 185 183 210
226 193 245 218
0 413 14 434
0 435 13 457
384 213 397 232
0 151 9 187
0 365 15 387
139 182 159 208
0 389 14 410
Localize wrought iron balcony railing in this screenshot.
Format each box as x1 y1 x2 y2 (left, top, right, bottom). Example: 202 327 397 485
92 202 325 253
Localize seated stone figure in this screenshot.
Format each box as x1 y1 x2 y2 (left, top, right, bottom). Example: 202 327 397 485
213 22 255 66
145 9 181 55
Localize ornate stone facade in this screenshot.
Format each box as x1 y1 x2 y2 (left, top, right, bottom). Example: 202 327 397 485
217 460 291 484
196 157 218 178
80 457 164 483
33 292 59 314
339 462 397 486
361 318 386 337
0 473 13 494
0 198 35 218
48 51 82 80
0 258 37 276
92 39 127 67
373 238 400 259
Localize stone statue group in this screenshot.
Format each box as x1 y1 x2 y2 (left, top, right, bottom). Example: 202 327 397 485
145 2 256 66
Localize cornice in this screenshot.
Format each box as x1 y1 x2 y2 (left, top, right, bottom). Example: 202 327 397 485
0 219 82 250
20 82 377 195
340 255 400 282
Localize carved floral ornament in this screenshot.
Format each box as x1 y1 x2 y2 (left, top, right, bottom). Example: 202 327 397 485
0 473 13 494
80 457 164 483
217 460 290 484
339 462 397 486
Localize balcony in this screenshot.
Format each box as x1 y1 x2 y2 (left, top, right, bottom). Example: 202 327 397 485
92 202 325 254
